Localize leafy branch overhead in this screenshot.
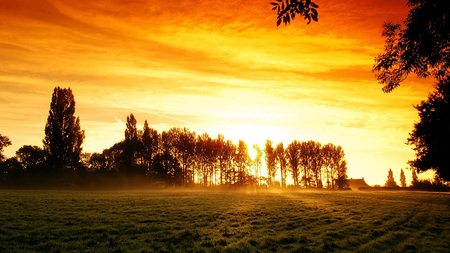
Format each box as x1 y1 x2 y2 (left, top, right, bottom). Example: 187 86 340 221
271 0 319 26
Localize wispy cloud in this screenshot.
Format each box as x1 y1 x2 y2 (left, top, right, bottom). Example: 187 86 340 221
113 104 192 125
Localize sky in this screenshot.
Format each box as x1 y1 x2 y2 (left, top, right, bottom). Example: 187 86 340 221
0 0 437 185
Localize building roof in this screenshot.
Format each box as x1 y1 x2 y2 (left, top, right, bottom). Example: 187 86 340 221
348 178 370 189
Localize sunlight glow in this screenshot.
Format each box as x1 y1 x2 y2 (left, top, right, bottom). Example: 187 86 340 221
221 124 288 152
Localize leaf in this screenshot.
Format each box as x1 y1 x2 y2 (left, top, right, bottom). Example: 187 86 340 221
310 2 319 8
307 16 311 24
270 2 278 6
276 0 282 2
306 0 311 7
286 13 291 24
272 6 277 10
277 18 282 26
282 1 285 10
311 8 318 17
311 13 318 22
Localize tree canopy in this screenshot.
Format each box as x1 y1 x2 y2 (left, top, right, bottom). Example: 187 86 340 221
372 0 450 181
373 0 450 93
407 77 450 180
0 134 12 162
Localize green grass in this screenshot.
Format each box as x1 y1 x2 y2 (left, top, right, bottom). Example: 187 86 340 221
1 189 449 252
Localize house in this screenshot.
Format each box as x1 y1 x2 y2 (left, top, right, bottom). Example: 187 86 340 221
348 177 370 190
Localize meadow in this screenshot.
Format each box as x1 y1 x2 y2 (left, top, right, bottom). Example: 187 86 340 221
1 189 449 253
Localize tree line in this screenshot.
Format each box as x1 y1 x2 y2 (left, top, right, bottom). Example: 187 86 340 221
0 87 349 189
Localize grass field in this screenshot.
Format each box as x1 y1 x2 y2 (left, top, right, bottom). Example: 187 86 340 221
1 189 449 252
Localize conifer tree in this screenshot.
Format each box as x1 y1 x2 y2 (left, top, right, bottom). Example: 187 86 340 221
385 168 398 187
400 168 407 187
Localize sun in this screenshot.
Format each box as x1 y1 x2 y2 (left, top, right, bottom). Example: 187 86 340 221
221 124 289 160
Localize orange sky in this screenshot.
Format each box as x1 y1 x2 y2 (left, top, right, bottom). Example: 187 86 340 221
0 0 436 185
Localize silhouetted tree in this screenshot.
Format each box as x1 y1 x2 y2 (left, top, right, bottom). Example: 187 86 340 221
0 157 22 182
43 87 85 174
264 139 277 186
385 168 398 187
252 144 263 186
310 141 323 188
321 143 334 188
286 140 301 187
271 0 319 26
373 0 450 93
0 134 12 162
373 0 450 182
153 150 181 186
411 169 418 186
275 142 287 187
335 160 349 189
166 127 196 186
16 145 45 175
141 120 159 177
235 140 251 185
88 152 107 172
400 168 407 187
119 113 142 176
407 79 450 181
221 139 236 186
331 145 346 189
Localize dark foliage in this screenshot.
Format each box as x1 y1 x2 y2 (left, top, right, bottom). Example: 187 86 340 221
16 145 46 175
407 78 450 180
43 87 85 172
271 0 319 26
373 0 450 183
0 134 12 162
373 0 450 93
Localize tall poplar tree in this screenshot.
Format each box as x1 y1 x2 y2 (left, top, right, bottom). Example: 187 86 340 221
264 139 277 186
400 168 407 187
43 87 85 172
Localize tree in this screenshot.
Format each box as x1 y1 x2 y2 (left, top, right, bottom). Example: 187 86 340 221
411 169 418 186
321 143 334 189
271 0 319 26
236 140 250 185
286 140 301 187
373 0 450 182
407 78 450 181
400 168 407 187
275 142 287 187
0 134 12 162
16 145 45 174
384 168 398 187
141 120 159 176
264 139 277 186
121 113 141 176
373 0 450 93
335 160 349 189
252 144 263 186
43 87 85 172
